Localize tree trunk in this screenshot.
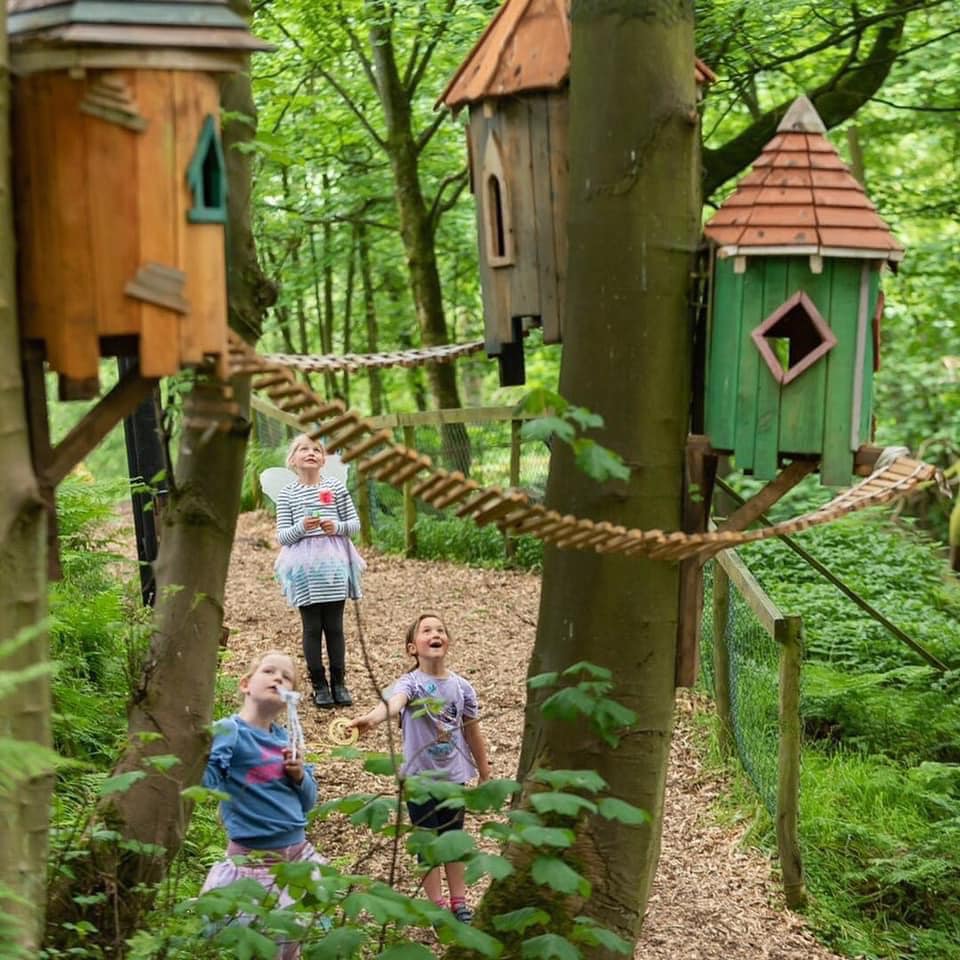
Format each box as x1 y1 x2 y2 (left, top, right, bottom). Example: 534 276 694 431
0 7 55 950
480 1 699 948
358 222 385 416
366 2 469 471
44 2 275 946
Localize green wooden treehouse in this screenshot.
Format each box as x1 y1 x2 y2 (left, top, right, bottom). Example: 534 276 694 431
703 97 903 486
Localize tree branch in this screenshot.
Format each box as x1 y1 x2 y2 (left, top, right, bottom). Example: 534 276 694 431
316 65 387 149
703 4 912 195
405 0 458 99
415 110 448 155
427 167 468 231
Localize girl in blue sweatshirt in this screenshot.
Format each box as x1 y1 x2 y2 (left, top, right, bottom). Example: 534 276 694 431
201 650 324 958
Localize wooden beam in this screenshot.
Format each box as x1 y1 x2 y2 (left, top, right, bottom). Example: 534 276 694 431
44 365 158 487
676 436 718 686
714 547 781 637
21 343 60 579
718 459 817 534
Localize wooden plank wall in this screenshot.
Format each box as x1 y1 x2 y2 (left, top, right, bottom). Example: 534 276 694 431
779 257 829 455
705 258 744 450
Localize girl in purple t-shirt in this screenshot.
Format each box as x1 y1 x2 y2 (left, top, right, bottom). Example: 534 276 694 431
350 613 491 923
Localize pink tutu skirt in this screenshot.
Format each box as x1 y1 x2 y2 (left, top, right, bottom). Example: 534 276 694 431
201 840 328 958
274 535 365 607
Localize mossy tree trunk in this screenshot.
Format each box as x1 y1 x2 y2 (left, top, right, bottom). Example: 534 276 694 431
44 2 275 949
475 1 699 950
365 0 470 471
0 7 55 952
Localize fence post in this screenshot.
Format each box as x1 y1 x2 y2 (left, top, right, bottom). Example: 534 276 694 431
776 615 806 908
355 474 372 547
403 425 417 558
712 562 733 756
505 418 521 561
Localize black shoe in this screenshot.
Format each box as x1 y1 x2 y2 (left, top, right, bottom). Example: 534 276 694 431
312 681 335 709
331 679 353 707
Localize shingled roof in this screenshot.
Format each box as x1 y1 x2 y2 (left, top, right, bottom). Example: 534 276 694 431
7 0 271 52
439 0 716 111
704 96 903 263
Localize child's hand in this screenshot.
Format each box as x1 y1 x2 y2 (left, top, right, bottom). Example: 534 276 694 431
283 748 305 784
303 515 323 532
349 715 376 737
319 518 338 535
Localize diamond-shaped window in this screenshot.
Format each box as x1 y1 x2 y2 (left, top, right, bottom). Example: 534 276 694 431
750 290 837 386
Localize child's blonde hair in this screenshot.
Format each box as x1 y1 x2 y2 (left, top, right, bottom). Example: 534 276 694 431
285 434 325 470
405 612 450 667
239 649 299 691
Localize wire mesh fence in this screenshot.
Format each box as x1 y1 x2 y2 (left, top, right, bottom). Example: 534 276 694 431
700 553 806 905
700 561 782 815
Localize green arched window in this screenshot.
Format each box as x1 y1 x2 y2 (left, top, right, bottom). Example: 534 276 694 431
187 114 227 224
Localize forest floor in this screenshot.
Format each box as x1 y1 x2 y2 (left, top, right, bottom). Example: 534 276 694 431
224 511 844 960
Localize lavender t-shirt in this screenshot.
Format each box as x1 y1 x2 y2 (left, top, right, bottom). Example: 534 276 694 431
393 670 479 783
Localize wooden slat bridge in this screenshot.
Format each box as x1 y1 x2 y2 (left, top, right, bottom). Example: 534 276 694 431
228 334 938 563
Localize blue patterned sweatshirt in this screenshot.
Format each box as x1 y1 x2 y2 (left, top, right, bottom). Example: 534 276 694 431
202 715 317 849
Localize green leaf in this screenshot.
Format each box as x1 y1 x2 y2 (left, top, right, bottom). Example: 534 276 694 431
597 797 649 825
519 387 567 416
465 852 514 884
521 933 581 960
540 687 597 723
349 797 396 832
363 752 400 777
376 945 435 960
571 917 633 954
571 438 630 483
98 771 146 797
463 778 521 811
142 754 181 773
303 927 366 959
566 406 603 430
516 826 575 849
212 924 278 960
561 661 611 681
435 918 504 956
522 416 575 445
527 671 559 690
181 784 229 803
492 906 550 933
531 856 590 896
533 769 607 793
423 829 476 865
530 792 597 817
331 745 364 761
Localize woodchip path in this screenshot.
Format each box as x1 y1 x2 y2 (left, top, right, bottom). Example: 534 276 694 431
223 511 844 959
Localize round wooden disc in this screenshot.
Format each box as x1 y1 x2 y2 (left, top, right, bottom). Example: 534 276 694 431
328 717 359 746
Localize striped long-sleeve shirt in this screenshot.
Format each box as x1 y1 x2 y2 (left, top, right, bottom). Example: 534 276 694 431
275 478 360 546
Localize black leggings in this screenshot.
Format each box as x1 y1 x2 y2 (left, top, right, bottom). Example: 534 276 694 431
298 600 346 682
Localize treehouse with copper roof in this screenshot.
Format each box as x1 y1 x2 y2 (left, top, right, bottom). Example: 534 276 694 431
439 0 715 386
702 97 903 487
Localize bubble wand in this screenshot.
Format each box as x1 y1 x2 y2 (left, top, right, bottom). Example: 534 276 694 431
279 688 306 762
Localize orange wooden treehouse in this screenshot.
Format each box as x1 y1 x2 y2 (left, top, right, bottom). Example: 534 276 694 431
10 0 269 400
8 0 269 573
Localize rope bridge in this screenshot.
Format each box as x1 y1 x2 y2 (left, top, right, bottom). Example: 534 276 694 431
227 334 937 562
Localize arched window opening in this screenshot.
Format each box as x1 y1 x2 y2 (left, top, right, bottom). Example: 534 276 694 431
487 174 507 260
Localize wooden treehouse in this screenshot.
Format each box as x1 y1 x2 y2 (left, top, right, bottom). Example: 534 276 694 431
702 96 904 487
8 0 269 573
10 0 269 399
439 0 715 386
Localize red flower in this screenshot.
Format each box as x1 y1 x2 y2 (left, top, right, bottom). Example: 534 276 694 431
318 490 334 505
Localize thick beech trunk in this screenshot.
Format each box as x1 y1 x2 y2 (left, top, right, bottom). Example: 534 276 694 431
0 8 54 950
476 1 699 950
45 2 274 948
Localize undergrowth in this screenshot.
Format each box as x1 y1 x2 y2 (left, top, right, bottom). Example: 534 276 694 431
704 496 960 960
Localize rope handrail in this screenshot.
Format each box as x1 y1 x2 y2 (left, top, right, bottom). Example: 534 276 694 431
260 339 485 374
229 334 938 562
